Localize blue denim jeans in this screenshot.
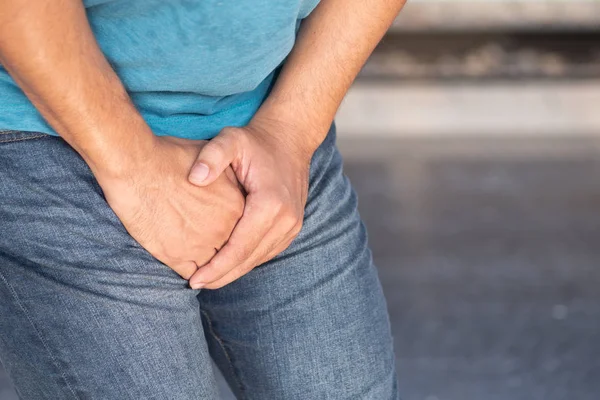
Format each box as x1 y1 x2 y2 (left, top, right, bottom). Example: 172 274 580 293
0 126 399 399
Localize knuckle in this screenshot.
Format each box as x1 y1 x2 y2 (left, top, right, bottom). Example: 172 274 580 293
233 246 253 263
221 127 245 149
292 222 303 237
207 137 228 158
213 226 232 245
220 126 239 136
224 238 252 262
156 244 181 264
223 126 246 142
279 203 300 224
262 195 283 214
281 211 299 229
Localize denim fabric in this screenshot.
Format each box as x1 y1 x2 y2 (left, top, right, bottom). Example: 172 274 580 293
0 126 399 399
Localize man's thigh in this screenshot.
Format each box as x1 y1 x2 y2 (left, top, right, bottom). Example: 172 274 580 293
0 132 218 399
199 125 400 400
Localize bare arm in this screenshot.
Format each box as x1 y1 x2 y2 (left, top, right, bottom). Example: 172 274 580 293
0 0 244 279
188 0 406 289
0 0 153 175
257 0 407 154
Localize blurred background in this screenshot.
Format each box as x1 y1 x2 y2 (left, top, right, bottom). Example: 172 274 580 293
2 1 599 399
338 1 600 399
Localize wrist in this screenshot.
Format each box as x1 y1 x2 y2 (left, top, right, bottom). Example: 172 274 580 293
77 120 158 185
246 116 316 165
251 100 330 161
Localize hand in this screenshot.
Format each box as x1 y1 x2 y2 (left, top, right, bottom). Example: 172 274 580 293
186 119 315 289
96 136 245 280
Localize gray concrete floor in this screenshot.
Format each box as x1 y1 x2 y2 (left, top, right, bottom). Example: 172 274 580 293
2 134 600 399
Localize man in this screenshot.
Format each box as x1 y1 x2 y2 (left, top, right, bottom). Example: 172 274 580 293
0 0 405 398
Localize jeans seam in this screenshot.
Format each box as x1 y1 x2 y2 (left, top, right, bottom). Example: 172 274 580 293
0 269 80 400
0 134 48 144
200 309 246 398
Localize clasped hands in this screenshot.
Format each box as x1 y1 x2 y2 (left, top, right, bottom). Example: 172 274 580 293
100 119 314 289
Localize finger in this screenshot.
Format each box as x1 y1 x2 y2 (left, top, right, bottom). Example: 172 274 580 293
259 235 296 266
201 263 248 290
194 248 217 269
188 197 276 288
196 217 296 289
252 220 300 267
201 229 291 289
188 131 239 186
170 260 198 281
258 209 303 264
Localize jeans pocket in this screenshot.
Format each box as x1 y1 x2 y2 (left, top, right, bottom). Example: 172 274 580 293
0 130 49 144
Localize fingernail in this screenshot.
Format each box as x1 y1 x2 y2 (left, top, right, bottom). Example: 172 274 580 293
189 163 209 184
190 281 205 290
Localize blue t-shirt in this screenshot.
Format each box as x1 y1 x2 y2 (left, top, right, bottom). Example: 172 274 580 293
0 0 320 139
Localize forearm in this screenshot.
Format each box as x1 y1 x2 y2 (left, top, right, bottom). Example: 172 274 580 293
254 0 405 154
0 0 154 177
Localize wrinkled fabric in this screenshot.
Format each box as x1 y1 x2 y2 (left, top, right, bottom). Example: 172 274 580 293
0 125 400 399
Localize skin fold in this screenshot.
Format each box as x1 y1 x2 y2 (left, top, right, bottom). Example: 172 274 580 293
0 0 406 288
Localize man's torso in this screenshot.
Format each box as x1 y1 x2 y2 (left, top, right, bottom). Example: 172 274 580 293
0 0 320 139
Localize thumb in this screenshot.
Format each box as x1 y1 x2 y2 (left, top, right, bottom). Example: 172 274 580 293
189 132 238 186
